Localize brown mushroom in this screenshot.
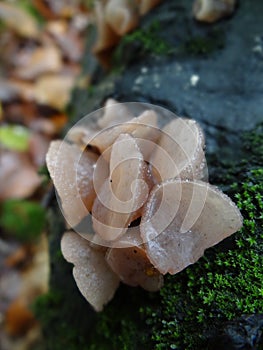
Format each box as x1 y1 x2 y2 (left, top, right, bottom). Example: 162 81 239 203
97 99 134 129
140 179 243 275
93 0 120 53
61 231 119 312
46 100 243 311
150 118 206 182
92 134 151 241
88 109 159 157
193 0 236 23
106 228 163 291
46 140 98 227
105 0 139 36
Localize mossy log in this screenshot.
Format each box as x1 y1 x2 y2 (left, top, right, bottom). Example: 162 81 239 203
34 0 263 348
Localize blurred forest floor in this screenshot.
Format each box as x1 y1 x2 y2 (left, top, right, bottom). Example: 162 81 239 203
0 1 93 349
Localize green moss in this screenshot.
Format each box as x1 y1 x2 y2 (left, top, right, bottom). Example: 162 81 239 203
113 20 174 66
33 289 90 350
0 199 46 242
88 286 153 350
39 124 263 350
141 126 263 349
88 123 263 350
184 29 225 55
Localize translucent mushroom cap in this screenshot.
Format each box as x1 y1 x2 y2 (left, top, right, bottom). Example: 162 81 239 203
46 140 98 227
61 231 119 312
141 179 243 274
47 100 243 311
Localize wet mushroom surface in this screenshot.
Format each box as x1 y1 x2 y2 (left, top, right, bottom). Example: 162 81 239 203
46 100 243 311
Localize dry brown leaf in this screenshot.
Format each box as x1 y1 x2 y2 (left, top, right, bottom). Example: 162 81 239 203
5 299 37 336
5 246 32 268
0 79 37 103
2 101 38 125
29 133 51 167
0 2 39 38
34 74 75 110
13 46 63 80
45 0 82 18
32 0 58 19
0 151 41 200
47 20 83 62
29 114 68 136
20 234 49 300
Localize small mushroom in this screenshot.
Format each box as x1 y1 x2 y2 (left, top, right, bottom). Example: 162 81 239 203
92 0 164 54
141 179 243 275
105 0 139 36
93 0 120 53
193 0 236 23
61 231 119 312
46 140 98 227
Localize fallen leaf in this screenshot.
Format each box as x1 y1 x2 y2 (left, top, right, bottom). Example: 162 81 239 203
29 132 51 167
5 299 37 336
5 246 32 269
13 45 63 80
32 0 58 19
29 113 67 136
0 151 41 200
0 2 39 38
47 20 83 62
4 79 36 101
34 74 75 110
0 125 30 151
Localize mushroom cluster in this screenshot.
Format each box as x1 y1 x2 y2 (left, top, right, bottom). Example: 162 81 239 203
46 100 242 311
